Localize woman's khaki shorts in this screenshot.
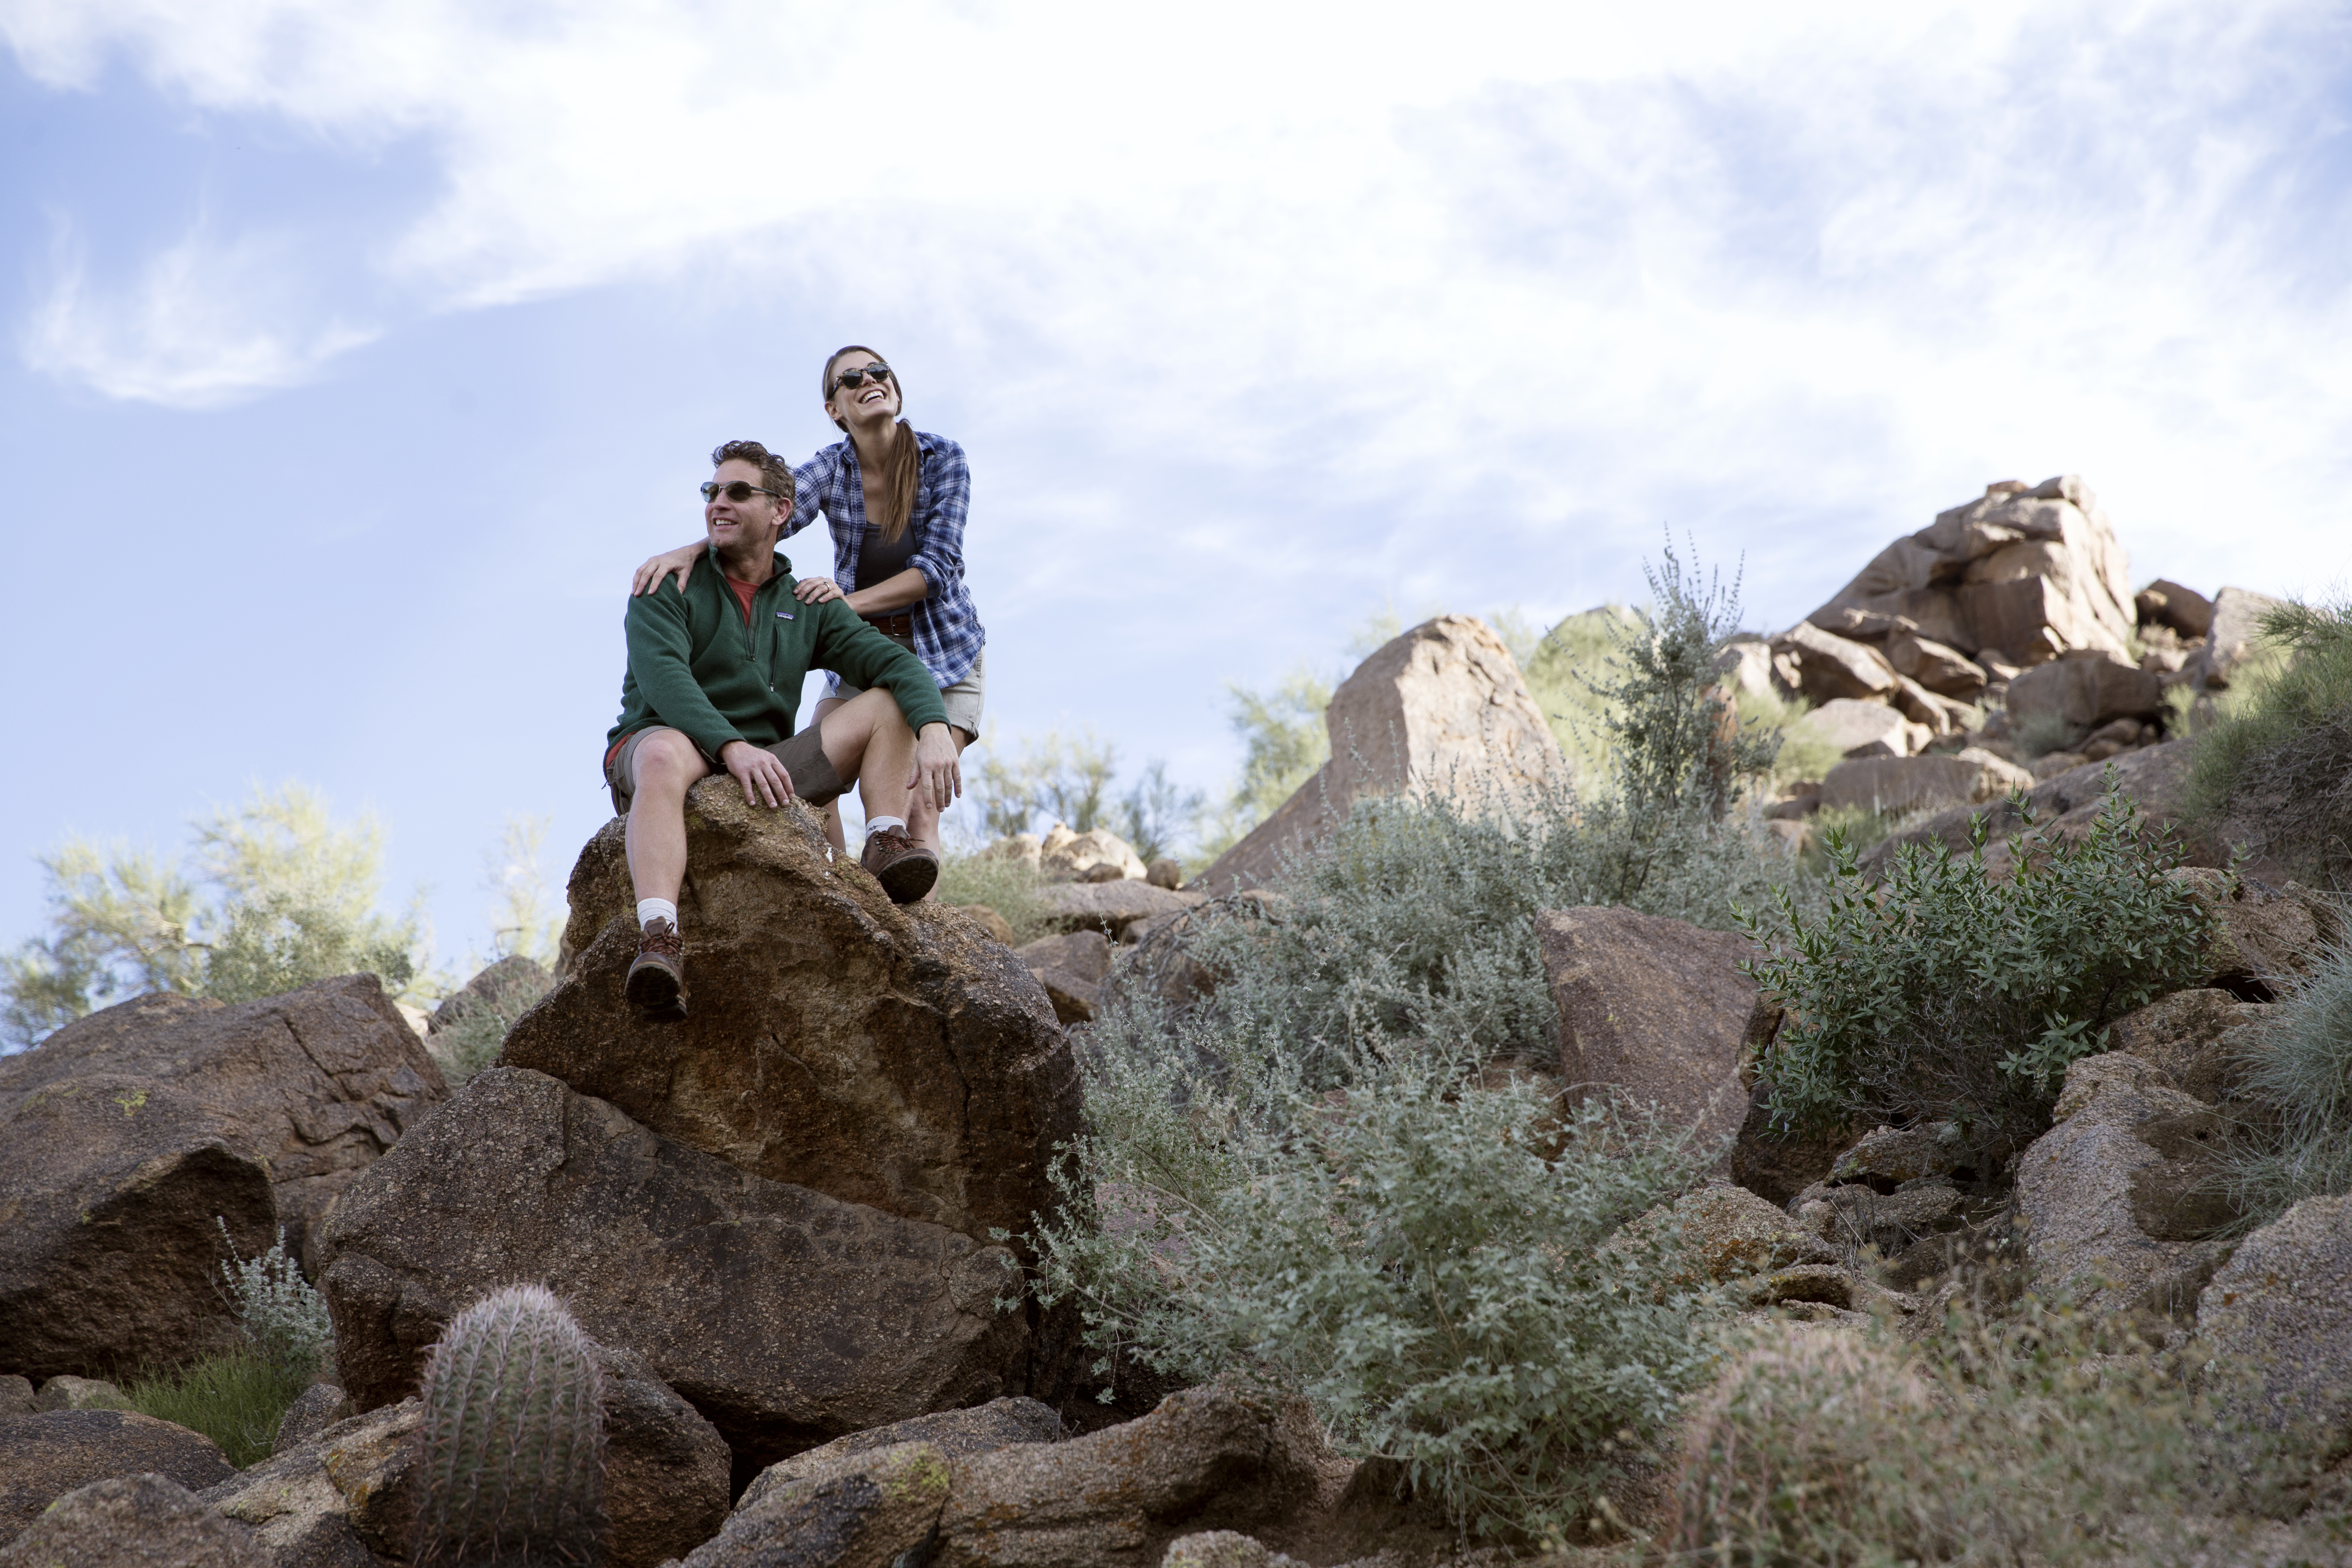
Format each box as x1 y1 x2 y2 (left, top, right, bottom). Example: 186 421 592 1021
829 638 984 741
604 725 844 817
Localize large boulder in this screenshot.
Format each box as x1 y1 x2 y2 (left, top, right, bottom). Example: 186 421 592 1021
0 1474 258 1568
0 976 447 1268
316 1068 1032 1472
510 783 1078 1242
0 1073 278 1382
0 1410 236 1544
1787 698 1918 760
1805 475 2135 666
2190 586 2288 690
201 1398 418 1565
2014 1053 2233 1323
2003 653 2163 740
1768 623 1899 704
2106 988 2271 1105
1816 751 2032 817
1536 907 1757 1160
684 1439 954 1568
1039 827 1148 884
2199 1193 2352 1436
1195 616 1570 895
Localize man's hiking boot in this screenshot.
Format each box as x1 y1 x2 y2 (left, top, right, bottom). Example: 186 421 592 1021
626 917 688 1022
861 825 939 905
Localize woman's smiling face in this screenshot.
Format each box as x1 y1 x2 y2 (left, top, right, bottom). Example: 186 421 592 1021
826 350 901 427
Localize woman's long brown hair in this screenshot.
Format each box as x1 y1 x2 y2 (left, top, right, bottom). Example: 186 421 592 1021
823 345 919 545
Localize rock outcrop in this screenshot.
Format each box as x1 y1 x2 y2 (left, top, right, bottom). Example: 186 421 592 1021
1039 827 1149 884
512 782 1078 1242
0 1410 236 1544
0 1073 277 1382
1805 475 2135 667
0 975 447 1268
1537 907 1759 1159
317 1068 1032 1471
0 1474 258 1568
2014 1053 2232 1322
1195 616 1570 895
2199 1193 2352 1435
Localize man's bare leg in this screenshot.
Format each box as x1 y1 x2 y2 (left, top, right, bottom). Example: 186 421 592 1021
622 729 710 1021
623 730 713 905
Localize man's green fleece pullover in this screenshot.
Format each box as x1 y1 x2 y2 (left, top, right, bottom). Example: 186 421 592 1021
607 547 949 760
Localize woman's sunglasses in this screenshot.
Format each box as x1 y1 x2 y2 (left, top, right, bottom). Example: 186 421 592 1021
700 480 782 503
832 363 893 394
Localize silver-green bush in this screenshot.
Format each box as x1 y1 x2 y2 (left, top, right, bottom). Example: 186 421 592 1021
1026 1039 1715 1543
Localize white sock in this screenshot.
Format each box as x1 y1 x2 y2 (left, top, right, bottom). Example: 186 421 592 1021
637 899 678 930
866 817 906 835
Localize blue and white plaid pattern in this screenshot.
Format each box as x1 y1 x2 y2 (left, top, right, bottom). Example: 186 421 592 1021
786 429 985 691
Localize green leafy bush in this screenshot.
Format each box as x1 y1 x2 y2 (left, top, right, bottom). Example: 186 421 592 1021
1744 783 2211 1153
2188 597 2352 890
1025 1042 1717 1542
1670 1298 2301 1565
2220 934 2352 1231
214 1220 334 1376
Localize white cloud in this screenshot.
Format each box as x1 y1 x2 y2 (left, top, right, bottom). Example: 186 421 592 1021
20 219 377 406
7 0 2351 605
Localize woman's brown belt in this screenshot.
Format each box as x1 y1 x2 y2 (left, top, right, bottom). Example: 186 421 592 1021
862 612 916 637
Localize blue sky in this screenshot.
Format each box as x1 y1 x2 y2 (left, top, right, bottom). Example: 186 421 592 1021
4 0 2351 973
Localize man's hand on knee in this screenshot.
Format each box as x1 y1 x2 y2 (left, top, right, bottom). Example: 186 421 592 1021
720 740 795 809
909 723 962 812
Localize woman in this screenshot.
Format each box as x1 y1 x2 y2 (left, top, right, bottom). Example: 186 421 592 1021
633 347 985 862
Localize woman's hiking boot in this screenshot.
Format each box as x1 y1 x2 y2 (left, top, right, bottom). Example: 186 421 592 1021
626 917 688 1022
860 826 939 904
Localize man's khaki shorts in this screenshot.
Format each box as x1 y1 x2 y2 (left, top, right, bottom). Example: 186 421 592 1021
604 726 845 817
828 639 984 741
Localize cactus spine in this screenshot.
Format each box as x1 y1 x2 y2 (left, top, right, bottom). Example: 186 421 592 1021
412 1283 609 1566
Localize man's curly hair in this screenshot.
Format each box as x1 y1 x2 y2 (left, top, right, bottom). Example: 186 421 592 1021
710 440 796 512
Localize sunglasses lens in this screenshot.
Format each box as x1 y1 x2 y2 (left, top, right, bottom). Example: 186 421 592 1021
729 482 756 501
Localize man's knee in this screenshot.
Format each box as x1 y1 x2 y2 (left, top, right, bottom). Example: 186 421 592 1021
631 730 706 796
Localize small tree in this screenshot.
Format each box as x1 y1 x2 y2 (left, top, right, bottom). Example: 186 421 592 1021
971 729 1122 838
484 813 564 965
2 783 431 1048
1116 761 1204 864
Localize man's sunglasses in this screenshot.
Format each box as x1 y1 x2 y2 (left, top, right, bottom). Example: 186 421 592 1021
831 363 893 394
700 480 782 504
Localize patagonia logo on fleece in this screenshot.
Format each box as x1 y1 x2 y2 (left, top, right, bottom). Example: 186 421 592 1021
775 610 795 620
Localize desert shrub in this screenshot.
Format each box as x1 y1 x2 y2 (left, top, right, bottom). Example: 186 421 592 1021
2013 709 2078 760
1744 783 2211 1153
127 1347 314 1468
1173 781 1803 1085
1581 539 1781 823
934 851 1051 945
2220 933 2352 1230
124 1222 335 1466
2188 597 2352 889
1025 1040 1718 1542
1669 1298 2287 1565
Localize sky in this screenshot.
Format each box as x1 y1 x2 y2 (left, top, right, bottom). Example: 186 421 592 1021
3 0 2351 976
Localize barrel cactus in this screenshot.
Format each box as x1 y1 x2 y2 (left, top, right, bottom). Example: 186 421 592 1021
412 1283 609 1566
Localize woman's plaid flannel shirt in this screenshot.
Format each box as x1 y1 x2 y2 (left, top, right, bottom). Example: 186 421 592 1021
786 428 985 691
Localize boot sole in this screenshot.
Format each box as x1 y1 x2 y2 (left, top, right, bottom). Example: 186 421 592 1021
626 958 688 1023
873 852 940 906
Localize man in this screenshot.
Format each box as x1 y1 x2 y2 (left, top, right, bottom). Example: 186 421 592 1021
603 440 961 1022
